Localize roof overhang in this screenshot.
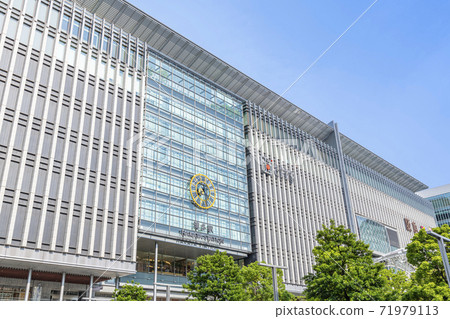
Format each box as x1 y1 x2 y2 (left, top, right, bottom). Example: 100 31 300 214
417 184 450 198
74 0 428 192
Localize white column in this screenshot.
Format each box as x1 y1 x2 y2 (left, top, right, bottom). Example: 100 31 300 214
59 272 66 301
166 285 170 301
88 275 93 301
115 276 120 290
153 241 158 301
24 269 32 301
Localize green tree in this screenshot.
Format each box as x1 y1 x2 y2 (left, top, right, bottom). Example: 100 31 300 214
183 250 248 301
303 220 393 301
112 281 148 301
402 225 450 301
379 268 410 301
241 262 294 301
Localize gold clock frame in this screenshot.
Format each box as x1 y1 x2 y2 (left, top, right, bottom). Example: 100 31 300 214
189 174 216 209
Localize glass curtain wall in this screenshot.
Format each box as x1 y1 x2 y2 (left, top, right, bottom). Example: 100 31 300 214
428 192 450 226
140 51 251 252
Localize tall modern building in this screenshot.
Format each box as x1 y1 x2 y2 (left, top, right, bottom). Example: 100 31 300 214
417 184 450 227
0 0 436 300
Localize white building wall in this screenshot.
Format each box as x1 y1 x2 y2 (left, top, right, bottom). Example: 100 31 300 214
0 0 142 275
348 176 436 249
247 122 347 289
246 103 436 292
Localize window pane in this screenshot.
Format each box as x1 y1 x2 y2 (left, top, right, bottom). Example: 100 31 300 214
112 40 119 58
121 44 127 63
32 30 43 51
12 0 24 10
102 36 110 53
0 13 4 34
37 2 48 22
49 8 60 28
6 18 18 39
129 49 135 67
72 20 81 37
19 23 31 45
82 25 90 43
45 35 55 56
56 41 66 61
61 14 70 33
24 0 36 16
92 30 100 48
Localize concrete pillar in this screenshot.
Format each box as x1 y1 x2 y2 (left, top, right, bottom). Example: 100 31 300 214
166 285 170 301
59 272 66 301
88 275 94 301
272 267 279 301
153 241 158 301
331 121 357 235
24 269 32 301
115 276 120 290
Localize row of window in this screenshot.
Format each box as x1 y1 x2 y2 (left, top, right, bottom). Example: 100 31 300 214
143 156 247 193
143 166 247 193
140 204 250 235
146 89 244 144
54 40 143 95
140 217 251 244
144 116 244 154
141 180 247 214
148 53 242 114
141 192 248 221
148 69 241 122
142 154 247 186
143 135 246 172
140 222 252 251
59 9 145 70
429 193 450 226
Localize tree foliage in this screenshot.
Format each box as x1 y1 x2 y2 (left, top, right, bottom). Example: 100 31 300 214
183 250 294 301
402 225 450 301
112 281 148 301
379 268 410 301
303 220 405 301
183 251 247 301
241 262 294 301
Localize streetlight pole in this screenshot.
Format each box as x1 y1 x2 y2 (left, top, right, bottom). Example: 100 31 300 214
258 263 287 301
426 230 450 289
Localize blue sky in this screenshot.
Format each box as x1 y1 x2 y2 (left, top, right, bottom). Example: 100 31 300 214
129 0 450 189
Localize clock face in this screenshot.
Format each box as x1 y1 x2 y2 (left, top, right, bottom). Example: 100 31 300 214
189 174 216 209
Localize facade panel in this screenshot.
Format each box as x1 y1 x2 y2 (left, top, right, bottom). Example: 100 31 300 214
140 50 250 253
0 0 139 296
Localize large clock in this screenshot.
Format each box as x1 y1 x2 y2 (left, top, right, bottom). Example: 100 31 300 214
189 174 216 209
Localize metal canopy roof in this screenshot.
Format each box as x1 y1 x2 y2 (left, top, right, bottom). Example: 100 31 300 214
75 0 428 193
417 184 450 198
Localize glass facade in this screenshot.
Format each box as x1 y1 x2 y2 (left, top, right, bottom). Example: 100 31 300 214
134 250 194 285
427 192 450 227
356 215 400 254
0 286 26 301
140 50 251 252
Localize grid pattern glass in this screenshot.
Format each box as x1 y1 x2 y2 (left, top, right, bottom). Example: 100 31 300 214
427 192 450 227
357 215 400 254
140 51 251 252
